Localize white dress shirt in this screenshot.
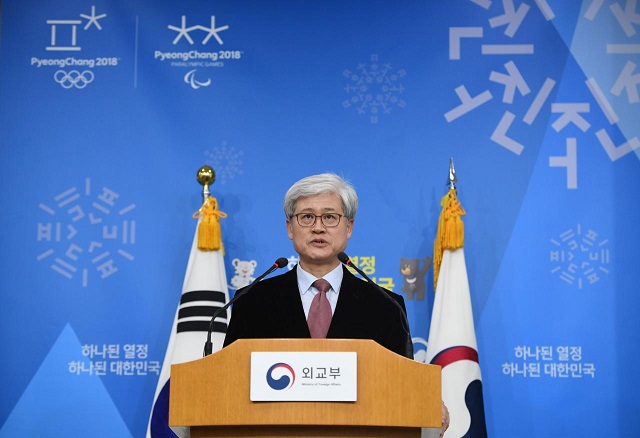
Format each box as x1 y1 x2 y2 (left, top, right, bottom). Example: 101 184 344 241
296 263 343 319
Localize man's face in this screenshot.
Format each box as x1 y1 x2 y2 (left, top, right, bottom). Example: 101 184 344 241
286 193 354 271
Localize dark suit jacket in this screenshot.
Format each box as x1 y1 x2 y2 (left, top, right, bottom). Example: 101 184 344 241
223 266 410 357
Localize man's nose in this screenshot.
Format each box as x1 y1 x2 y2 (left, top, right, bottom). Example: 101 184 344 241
311 217 326 231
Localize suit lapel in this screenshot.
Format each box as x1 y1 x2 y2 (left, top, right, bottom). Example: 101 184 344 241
276 268 311 337
327 267 364 338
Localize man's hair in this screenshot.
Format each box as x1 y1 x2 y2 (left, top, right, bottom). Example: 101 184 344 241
283 173 358 220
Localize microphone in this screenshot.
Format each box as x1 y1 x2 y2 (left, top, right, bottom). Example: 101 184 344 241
338 252 414 359
203 257 288 356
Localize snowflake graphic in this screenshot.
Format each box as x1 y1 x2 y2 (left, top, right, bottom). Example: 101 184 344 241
36 177 137 287
342 54 407 123
550 224 611 289
203 141 244 185
286 255 299 271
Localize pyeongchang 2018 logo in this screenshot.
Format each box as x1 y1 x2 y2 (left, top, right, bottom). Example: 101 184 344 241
154 14 245 90
266 363 296 390
31 5 120 89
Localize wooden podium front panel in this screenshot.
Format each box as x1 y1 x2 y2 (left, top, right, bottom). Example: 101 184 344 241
170 339 441 430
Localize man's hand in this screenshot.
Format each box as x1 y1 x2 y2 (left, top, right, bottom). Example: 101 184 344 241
440 401 450 438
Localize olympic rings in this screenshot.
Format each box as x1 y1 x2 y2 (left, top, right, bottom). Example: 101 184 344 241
54 70 95 89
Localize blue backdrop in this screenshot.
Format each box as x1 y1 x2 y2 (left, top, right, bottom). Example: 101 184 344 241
1 0 639 436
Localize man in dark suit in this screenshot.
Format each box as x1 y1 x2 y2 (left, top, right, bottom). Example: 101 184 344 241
223 172 409 357
222 256 409 356
222 172 449 436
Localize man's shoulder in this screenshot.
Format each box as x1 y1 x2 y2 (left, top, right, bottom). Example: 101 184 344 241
236 267 295 295
341 267 405 306
261 267 295 285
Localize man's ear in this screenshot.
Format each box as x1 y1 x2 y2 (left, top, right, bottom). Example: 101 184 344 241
286 219 293 240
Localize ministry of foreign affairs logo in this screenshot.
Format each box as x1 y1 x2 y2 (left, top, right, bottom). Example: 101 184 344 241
36 177 136 287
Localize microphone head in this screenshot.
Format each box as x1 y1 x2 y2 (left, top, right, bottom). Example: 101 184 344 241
337 252 350 264
274 257 289 268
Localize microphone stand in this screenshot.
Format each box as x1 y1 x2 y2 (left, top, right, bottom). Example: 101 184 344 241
203 257 288 356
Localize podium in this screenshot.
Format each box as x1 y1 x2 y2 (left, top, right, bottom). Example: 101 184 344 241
169 339 441 438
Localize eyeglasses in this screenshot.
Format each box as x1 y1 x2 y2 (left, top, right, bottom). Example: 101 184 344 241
292 213 344 228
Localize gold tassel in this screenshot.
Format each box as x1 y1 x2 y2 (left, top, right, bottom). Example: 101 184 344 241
433 188 465 290
193 196 227 251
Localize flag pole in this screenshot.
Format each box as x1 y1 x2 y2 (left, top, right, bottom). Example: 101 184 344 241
147 164 230 438
427 157 488 437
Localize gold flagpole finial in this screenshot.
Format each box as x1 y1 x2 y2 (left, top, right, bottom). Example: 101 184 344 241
197 165 215 202
433 157 465 290
193 165 226 251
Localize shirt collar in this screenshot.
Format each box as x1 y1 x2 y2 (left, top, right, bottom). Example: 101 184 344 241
297 263 343 295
